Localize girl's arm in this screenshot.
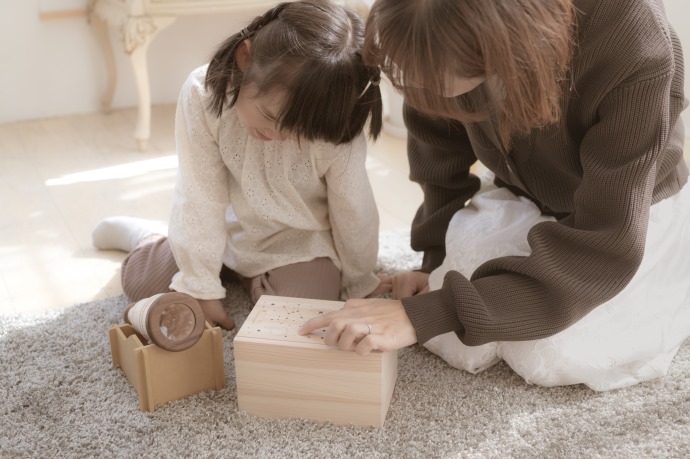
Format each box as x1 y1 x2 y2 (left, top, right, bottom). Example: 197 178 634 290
324 134 380 299
168 67 230 300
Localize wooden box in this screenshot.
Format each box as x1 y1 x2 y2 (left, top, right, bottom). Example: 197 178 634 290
109 322 225 411
234 295 398 427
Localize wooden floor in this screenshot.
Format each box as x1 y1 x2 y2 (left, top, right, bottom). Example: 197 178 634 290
0 105 421 315
2 106 688 316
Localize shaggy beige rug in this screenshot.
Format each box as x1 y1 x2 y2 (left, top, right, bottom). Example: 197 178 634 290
2 231 689 458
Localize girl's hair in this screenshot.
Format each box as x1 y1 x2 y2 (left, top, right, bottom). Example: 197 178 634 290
205 0 382 145
363 0 575 147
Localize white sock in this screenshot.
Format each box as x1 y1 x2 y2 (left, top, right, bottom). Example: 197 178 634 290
92 216 168 252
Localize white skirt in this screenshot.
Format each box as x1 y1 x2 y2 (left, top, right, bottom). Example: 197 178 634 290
425 173 690 391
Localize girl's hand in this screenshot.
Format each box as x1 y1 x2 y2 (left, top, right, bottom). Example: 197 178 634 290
197 298 236 330
389 271 430 299
298 297 417 355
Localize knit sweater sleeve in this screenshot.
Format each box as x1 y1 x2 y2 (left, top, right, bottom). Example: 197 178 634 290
404 103 481 273
168 66 229 300
404 23 680 346
324 134 380 299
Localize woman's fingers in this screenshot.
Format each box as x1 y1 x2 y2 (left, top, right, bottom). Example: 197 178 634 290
369 275 393 296
377 273 393 285
390 271 430 299
295 298 373 337
325 321 372 350
299 298 418 355
299 310 338 336
301 313 373 350
355 334 383 355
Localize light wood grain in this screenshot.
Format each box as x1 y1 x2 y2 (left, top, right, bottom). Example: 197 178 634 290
235 295 398 427
109 322 225 411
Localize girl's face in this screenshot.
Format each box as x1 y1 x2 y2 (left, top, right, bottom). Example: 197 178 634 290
235 81 295 142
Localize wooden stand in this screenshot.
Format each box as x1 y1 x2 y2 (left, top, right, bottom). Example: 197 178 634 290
109 322 225 411
234 295 398 427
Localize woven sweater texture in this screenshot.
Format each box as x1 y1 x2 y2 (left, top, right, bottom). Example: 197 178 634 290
402 0 689 346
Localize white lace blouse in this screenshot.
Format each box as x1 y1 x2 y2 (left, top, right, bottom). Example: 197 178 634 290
167 65 380 301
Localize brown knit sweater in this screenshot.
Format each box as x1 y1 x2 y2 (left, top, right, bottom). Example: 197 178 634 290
401 0 689 346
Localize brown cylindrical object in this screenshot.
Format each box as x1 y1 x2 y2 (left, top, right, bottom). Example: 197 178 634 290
124 292 205 351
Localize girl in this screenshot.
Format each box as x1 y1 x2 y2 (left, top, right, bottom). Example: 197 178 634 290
94 0 384 330
300 0 690 390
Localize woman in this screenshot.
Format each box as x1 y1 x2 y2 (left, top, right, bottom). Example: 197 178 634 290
300 0 690 390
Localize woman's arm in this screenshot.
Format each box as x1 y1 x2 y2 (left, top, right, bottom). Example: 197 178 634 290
406 67 681 346
404 103 480 272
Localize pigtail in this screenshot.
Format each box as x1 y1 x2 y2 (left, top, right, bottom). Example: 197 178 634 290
205 1 383 145
360 66 383 140
339 56 383 144
204 2 291 117
205 33 245 117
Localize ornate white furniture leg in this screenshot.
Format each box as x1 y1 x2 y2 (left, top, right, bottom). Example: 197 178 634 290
89 12 117 113
86 0 372 151
123 16 175 151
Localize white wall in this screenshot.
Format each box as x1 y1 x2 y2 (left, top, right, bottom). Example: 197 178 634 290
0 0 689 130
666 0 690 133
0 1 264 123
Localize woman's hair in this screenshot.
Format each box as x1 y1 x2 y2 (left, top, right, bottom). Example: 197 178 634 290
205 0 382 145
363 0 575 147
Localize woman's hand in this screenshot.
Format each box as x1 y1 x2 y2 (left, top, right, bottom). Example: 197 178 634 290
197 298 236 330
387 271 430 299
367 274 394 297
299 297 417 355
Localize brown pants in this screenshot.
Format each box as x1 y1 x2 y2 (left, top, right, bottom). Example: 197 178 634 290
121 237 341 303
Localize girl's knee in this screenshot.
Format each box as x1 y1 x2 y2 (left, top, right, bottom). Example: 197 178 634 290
122 280 170 303
121 264 171 301
255 258 341 302
120 242 177 302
